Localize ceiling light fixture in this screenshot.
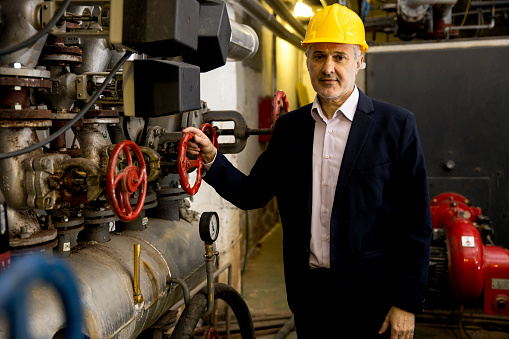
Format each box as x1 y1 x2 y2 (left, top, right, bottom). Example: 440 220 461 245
293 1 313 18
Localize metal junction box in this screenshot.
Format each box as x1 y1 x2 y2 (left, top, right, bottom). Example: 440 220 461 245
182 0 232 72
123 60 200 117
112 0 200 57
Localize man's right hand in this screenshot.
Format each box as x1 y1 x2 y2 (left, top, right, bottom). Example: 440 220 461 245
182 127 217 164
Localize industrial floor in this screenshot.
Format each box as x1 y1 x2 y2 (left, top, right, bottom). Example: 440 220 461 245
236 224 509 339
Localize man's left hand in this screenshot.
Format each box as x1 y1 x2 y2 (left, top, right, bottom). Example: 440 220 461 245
378 306 415 339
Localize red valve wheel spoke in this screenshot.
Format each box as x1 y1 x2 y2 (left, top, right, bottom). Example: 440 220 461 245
178 133 203 195
200 123 219 149
206 327 219 339
106 140 147 222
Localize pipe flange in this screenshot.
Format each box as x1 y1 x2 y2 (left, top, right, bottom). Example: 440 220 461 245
0 66 51 79
54 216 85 229
0 76 51 88
10 239 58 258
82 117 120 125
156 187 189 201
84 215 119 225
84 109 120 118
0 109 52 120
0 120 52 128
9 228 58 248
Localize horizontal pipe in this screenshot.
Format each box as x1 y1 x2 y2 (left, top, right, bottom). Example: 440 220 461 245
406 0 457 5
471 0 509 6
226 0 304 49
445 17 496 39
228 19 260 61
262 0 306 37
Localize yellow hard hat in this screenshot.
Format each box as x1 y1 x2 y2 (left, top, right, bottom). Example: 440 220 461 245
301 4 368 54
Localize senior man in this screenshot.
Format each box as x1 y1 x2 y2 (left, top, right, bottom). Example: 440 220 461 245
184 4 432 338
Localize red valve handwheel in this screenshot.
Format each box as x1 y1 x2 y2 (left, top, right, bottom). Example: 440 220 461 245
271 90 289 127
206 328 219 339
178 133 204 195
106 140 147 222
200 123 219 149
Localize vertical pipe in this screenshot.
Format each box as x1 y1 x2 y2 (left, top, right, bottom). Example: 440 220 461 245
133 244 143 304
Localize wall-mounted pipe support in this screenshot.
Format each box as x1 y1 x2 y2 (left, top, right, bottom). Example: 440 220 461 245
133 244 144 305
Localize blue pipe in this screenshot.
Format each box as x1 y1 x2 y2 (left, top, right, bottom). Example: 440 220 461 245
0 255 83 339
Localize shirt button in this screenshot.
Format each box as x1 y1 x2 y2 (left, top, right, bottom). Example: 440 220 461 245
323 209 328 213
328 129 332 134
324 181 328 186
325 155 330 159
324 236 329 240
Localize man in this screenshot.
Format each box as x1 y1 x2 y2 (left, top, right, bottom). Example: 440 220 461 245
184 4 432 338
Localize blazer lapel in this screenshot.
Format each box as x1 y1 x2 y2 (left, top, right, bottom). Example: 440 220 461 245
302 109 315 225
333 91 374 207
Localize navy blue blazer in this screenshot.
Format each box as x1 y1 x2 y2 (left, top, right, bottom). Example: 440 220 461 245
204 90 432 315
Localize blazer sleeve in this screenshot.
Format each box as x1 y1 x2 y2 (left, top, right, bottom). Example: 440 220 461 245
203 118 284 210
391 111 433 314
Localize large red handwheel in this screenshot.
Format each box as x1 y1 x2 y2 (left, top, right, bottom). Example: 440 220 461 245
271 90 289 127
200 123 218 149
206 328 219 339
178 133 203 195
106 140 148 222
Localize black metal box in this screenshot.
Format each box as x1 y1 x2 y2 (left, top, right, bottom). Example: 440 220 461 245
124 60 200 116
120 0 200 57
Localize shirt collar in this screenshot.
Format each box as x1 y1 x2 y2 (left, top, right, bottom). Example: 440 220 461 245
311 86 359 123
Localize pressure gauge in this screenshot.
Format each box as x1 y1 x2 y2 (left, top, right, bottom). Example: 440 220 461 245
199 212 220 243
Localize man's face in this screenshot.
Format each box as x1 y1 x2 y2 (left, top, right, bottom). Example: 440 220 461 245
306 43 363 104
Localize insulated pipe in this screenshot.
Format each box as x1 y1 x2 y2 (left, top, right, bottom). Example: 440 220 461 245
0 218 207 339
170 283 256 339
227 0 304 49
228 20 260 61
262 0 307 37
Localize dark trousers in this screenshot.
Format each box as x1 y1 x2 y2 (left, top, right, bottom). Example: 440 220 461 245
292 268 391 339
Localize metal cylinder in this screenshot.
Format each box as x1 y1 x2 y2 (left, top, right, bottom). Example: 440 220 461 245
0 218 207 339
228 20 260 61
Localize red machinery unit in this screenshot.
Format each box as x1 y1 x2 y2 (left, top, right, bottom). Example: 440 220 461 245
430 193 509 315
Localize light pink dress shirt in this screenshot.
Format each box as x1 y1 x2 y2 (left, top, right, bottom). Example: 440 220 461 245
309 87 359 268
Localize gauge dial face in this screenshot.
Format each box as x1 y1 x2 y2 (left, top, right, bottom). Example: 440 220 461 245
209 214 218 241
199 212 220 242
